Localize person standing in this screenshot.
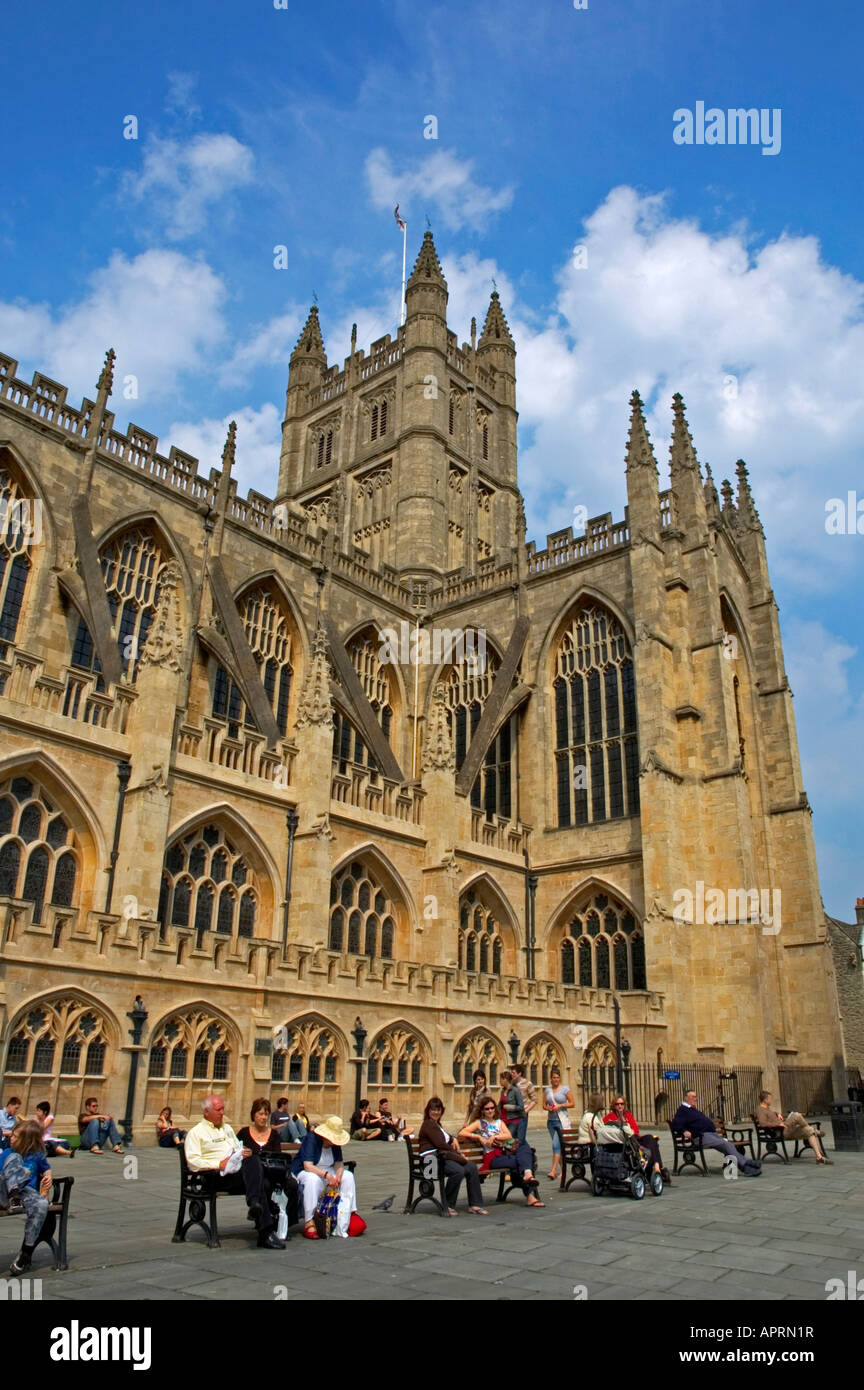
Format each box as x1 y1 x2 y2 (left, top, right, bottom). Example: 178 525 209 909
512 1064 537 1145
466 1070 493 1122
544 1067 574 1180
500 1070 526 1139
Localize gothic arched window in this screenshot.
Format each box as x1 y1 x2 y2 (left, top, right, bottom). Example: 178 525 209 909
559 891 645 990
328 859 397 959
0 775 79 923
452 1030 505 1091
2 996 112 1115
333 631 395 775
553 604 639 827
0 461 35 659
366 1026 424 1090
158 824 258 942
71 525 168 683
443 648 516 818
211 583 295 739
458 889 505 976
522 1035 565 1088
271 1018 341 1091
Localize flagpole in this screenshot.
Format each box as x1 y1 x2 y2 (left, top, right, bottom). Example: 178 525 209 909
400 221 407 327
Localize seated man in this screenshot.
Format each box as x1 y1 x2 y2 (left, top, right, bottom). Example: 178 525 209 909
755 1091 831 1164
0 1096 21 1150
184 1095 285 1249
671 1090 761 1174
349 1099 382 1141
78 1097 124 1154
271 1097 305 1143
375 1097 404 1141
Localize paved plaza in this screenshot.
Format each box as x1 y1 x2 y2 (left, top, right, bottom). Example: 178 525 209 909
4 1126 864 1303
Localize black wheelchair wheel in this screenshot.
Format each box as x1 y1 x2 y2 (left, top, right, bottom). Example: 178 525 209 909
630 1172 646 1200
591 1174 606 1196
649 1170 664 1196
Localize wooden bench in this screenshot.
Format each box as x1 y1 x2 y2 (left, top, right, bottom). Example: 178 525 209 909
2 1175 73 1270
172 1143 356 1247
558 1130 594 1192
750 1115 826 1163
403 1137 537 1215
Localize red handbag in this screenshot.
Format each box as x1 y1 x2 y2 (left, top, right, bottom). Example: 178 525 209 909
348 1212 367 1237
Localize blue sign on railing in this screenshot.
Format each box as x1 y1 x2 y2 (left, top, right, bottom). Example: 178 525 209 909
663 1070 681 1080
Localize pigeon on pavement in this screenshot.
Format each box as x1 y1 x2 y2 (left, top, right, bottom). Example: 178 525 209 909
372 1195 395 1211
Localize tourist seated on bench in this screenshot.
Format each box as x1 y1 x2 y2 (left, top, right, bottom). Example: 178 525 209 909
578 1090 606 1143
671 1090 760 1174
185 1095 286 1250
156 1107 186 1148
350 1099 383 1141
35 1103 73 1157
272 1098 307 1143
0 1096 21 1149
604 1096 670 1184
78 1097 124 1154
459 1098 545 1207
755 1091 831 1164
291 1116 357 1239
237 1098 299 1232
0 1119 54 1275
418 1097 487 1216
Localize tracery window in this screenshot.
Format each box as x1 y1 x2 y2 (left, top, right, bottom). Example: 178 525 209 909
0 462 35 659
452 1030 505 1090
581 1036 617 1101
522 1035 565 1088
458 889 504 976
0 775 78 923
2 996 112 1113
328 859 396 959
158 824 258 942
271 1018 340 1090
553 604 639 827
366 1026 423 1089
333 632 394 774
443 651 515 817
71 525 168 683
560 891 645 991
146 1012 231 1119
211 584 294 739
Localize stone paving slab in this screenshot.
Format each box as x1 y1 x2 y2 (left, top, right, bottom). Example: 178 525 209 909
5 1133 864 1303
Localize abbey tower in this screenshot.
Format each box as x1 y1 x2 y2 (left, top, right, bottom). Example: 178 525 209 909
0 232 847 1136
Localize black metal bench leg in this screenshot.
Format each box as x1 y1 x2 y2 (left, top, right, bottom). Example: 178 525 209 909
172 1194 188 1242
54 1202 70 1271
207 1191 221 1247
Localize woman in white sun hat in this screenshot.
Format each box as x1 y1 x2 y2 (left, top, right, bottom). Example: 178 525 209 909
290 1114 356 1238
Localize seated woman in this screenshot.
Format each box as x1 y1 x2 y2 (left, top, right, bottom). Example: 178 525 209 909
459 1099 545 1207
35 1103 73 1158
349 1099 382 1142
578 1090 606 1143
755 1091 831 1164
291 1115 357 1239
237 1097 299 1235
602 1096 670 1182
155 1107 187 1148
418 1097 487 1216
0 1119 54 1275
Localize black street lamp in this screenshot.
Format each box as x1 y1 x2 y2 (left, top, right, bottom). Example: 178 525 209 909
621 1037 632 1108
351 1017 367 1113
120 995 148 1146
508 1030 520 1067
282 807 299 955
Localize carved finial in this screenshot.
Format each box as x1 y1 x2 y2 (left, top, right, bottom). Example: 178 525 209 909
296 626 333 728
720 478 737 523
669 393 700 475
407 230 447 288
291 304 326 360
422 684 455 773
625 390 659 473
221 420 237 473
97 348 116 397
735 459 762 532
478 289 514 349
140 561 184 673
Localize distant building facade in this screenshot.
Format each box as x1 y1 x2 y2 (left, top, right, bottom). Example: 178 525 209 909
0 233 850 1137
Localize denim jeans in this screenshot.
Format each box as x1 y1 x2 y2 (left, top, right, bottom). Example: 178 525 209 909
547 1117 563 1155
80 1117 122 1149
0 1151 49 1246
273 1118 304 1142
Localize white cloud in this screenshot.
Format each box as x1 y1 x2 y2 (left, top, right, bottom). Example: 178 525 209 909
0 249 226 405
365 147 514 233
122 133 255 240
219 310 304 385
167 403 283 499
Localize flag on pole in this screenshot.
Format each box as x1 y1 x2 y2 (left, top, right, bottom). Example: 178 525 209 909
394 204 406 231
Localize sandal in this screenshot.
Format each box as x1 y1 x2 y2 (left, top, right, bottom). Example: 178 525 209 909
303 1223 319 1239
90 1146 102 1154
468 1207 489 1216
447 1208 459 1217
526 1195 546 1207
112 1145 124 1154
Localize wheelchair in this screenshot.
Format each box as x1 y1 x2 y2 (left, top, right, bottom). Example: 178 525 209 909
591 1134 664 1200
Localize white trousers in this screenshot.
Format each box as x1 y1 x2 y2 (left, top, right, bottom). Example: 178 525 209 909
298 1168 357 1235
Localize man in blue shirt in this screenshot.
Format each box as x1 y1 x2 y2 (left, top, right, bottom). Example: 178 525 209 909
0 1096 21 1148
671 1091 761 1173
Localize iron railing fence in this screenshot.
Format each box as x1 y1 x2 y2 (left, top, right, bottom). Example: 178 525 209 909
777 1066 839 1117
582 1062 764 1127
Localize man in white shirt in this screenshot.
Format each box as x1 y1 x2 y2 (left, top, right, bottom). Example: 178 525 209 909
184 1095 286 1248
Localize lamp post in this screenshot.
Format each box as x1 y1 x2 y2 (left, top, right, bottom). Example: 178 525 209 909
120 995 148 1146
508 1030 520 1067
351 1016 367 1114
613 995 623 1095
282 807 299 955
621 1037 632 1109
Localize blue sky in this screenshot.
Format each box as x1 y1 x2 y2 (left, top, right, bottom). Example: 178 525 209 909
1 0 862 917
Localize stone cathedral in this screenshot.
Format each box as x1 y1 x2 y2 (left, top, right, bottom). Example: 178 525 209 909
0 233 850 1138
